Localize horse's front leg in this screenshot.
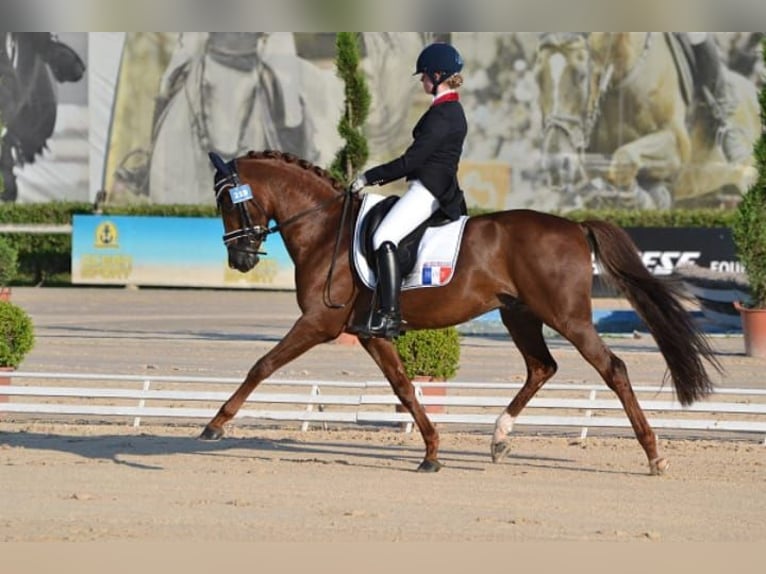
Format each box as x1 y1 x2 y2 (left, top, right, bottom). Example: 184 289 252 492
200 317 332 440
359 337 441 472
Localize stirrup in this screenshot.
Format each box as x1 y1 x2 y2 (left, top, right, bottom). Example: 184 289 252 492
354 311 402 340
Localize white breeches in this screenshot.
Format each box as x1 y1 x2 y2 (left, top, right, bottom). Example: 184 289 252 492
372 179 439 250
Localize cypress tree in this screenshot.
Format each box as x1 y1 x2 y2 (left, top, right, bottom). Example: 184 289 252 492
732 37 766 307
0 112 4 197
329 32 371 184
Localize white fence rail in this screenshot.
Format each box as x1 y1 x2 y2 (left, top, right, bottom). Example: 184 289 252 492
1 371 765 442
0 224 72 234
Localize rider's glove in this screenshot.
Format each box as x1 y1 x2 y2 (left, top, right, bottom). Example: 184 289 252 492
349 174 367 194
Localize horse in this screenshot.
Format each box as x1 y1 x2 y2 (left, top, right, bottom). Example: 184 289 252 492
534 32 759 209
200 149 722 475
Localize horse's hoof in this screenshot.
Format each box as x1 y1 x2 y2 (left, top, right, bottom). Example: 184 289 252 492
491 440 511 463
649 457 669 476
199 426 224 441
417 459 443 473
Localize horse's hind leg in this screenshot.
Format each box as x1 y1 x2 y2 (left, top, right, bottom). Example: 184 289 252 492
200 317 331 440
559 319 667 475
491 304 558 463
359 336 441 472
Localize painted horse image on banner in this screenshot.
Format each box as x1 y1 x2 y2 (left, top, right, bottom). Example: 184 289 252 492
199 149 722 475
534 32 759 210
0 33 85 202
147 33 344 204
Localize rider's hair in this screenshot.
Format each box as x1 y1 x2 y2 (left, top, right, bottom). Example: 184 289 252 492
445 73 464 89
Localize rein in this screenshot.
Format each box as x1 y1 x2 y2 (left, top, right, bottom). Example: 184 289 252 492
324 187 356 309
215 175 345 247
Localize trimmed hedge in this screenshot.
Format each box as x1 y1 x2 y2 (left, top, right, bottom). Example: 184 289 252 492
0 236 18 286
0 202 91 284
394 327 461 380
0 300 35 368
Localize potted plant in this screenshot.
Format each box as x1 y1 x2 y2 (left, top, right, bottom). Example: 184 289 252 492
0 300 35 401
394 326 461 413
0 236 19 301
732 36 766 357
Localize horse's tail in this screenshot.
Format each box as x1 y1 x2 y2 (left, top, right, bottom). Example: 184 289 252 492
582 220 721 405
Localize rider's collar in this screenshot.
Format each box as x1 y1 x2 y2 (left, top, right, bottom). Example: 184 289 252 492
432 90 459 106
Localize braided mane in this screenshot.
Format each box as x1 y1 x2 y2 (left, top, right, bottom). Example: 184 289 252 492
246 150 345 191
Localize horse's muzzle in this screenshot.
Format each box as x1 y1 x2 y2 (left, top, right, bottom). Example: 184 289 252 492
227 244 261 272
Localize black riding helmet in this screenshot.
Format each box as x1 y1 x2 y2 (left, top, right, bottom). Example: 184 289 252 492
414 43 463 95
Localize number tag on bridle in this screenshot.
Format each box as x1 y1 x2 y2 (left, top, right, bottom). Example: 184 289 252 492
229 184 253 204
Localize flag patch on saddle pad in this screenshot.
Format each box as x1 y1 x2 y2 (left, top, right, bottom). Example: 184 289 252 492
422 262 453 286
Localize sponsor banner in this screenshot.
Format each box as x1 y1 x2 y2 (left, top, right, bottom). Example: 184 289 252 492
593 227 741 296
71 215 295 289
73 217 740 295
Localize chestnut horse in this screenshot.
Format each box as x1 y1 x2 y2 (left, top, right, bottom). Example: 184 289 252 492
201 149 721 475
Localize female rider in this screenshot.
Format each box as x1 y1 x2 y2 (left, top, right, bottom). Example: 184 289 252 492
350 42 468 339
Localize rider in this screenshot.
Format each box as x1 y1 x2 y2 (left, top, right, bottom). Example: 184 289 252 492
685 32 752 163
349 42 468 339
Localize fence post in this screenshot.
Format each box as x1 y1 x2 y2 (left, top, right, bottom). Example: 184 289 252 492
579 389 597 440
301 385 326 432
132 379 151 428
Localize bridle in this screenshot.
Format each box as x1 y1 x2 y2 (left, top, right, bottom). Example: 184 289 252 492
212 158 354 304
214 172 270 255
209 151 359 308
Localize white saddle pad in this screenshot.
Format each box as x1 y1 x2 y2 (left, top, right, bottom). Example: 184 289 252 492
352 193 469 291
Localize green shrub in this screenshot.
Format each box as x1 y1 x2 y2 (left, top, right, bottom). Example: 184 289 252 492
0 301 35 368
732 37 766 308
394 327 461 380
0 236 18 287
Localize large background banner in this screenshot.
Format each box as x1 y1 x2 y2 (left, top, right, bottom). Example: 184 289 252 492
1 33 763 211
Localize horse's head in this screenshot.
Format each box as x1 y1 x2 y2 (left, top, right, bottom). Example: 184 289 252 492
534 32 594 190
209 152 270 272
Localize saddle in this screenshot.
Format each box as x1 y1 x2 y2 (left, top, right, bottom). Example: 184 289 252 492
356 195 454 277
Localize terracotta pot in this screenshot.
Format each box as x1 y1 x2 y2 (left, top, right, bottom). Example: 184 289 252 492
0 287 10 302
734 302 766 359
332 333 359 346
0 366 12 406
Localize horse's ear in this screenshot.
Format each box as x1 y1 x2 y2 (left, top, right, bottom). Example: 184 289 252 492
208 152 229 175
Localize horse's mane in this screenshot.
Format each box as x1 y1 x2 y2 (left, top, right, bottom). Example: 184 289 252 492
245 150 345 192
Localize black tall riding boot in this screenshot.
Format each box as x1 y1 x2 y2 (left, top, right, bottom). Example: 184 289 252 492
360 242 402 339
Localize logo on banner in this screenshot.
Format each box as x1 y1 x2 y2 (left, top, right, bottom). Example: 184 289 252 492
592 251 701 276
422 262 453 286
94 221 119 248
